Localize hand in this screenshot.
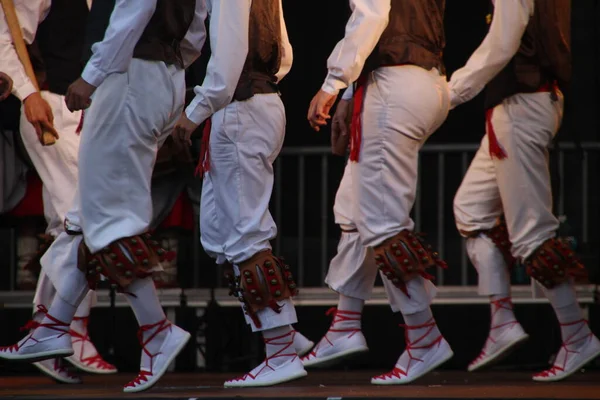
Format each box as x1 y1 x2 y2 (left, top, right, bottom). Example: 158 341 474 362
331 98 353 156
307 89 336 131
172 113 200 149
23 92 59 144
0 72 13 101
65 77 96 112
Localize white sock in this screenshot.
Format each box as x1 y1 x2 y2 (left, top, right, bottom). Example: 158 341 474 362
403 308 441 346
338 294 364 313
291 329 313 354
124 277 169 372
543 282 591 345
489 295 518 339
33 295 79 340
393 308 442 370
262 325 296 368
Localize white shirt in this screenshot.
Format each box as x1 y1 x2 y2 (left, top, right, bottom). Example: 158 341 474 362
0 0 92 101
321 0 391 97
82 0 207 88
448 0 534 109
184 0 293 125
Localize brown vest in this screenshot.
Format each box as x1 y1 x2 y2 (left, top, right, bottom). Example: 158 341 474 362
363 0 446 75
233 0 282 102
132 0 197 68
484 0 571 110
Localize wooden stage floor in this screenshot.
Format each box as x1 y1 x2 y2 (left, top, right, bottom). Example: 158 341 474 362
1 371 600 399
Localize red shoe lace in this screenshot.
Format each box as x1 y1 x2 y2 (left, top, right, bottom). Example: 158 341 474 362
124 319 172 388
228 330 297 382
471 297 518 364
53 358 79 380
0 305 69 353
374 318 442 381
534 319 592 378
70 316 116 371
302 307 361 361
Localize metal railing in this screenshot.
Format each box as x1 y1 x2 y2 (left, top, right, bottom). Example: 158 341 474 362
272 142 600 289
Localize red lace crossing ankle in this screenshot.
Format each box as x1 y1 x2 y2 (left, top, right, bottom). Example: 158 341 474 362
488 297 518 342
535 319 592 378
304 307 361 359
229 330 297 382
124 319 172 388
70 316 115 370
375 318 442 380
0 305 70 354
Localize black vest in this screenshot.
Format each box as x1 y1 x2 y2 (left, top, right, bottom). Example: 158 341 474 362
28 0 89 96
484 0 571 110
81 0 116 64
83 0 196 69
363 0 446 76
233 0 282 102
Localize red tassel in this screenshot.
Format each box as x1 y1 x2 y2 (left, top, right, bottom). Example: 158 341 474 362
349 75 367 162
485 108 507 160
75 110 84 134
194 118 212 177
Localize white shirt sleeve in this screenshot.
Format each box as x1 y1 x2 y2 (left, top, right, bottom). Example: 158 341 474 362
341 85 354 100
0 0 50 101
184 0 251 125
81 0 158 88
321 0 391 97
275 0 293 83
448 0 534 109
179 0 208 69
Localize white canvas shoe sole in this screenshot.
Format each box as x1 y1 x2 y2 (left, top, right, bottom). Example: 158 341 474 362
532 337 600 382
0 334 74 363
468 333 529 372
65 355 118 374
302 345 368 368
372 339 454 385
123 326 191 393
33 359 81 384
224 358 307 388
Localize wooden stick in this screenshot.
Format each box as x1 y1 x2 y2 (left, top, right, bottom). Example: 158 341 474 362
0 0 56 145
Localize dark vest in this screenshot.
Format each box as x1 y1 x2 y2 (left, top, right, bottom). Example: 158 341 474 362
83 0 196 69
232 0 282 102
484 0 571 110
81 0 116 64
132 0 196 68
28 0 89 96
362 0 446 76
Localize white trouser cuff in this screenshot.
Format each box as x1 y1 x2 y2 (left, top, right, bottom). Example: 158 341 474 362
383 275 437 315
466 235 511 296
324 231 377 301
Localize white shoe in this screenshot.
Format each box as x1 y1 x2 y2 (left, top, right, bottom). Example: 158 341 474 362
123 321 191 393
533 331 600 382
33 358 82 384
371 338 453 385
301 329 368 368
0 310 74 363
292 330 314 357
468 322 529 372
224 357 307 388
66 319 118 374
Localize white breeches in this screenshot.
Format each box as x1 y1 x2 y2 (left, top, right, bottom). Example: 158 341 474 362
466 235 510 296
19 92 80 237
325 65 449 314
454 92 563 259
200 93 296 332
19 91 96 316
42 59 185 306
